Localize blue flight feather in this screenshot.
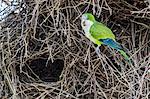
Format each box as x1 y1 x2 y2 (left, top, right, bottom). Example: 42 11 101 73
99 38 122 50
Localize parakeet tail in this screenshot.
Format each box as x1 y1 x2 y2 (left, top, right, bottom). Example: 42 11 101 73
99 38 131 63
119 50 130 61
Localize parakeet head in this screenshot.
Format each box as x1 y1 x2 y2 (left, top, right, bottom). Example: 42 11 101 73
81 13 95 22
81 13 95 34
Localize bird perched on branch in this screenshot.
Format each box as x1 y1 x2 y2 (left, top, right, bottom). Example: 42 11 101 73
81 13 130 61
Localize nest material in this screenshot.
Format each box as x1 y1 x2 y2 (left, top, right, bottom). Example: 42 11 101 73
0 0 150 98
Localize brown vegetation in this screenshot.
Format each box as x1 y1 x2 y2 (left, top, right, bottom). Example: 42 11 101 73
0 0 150 98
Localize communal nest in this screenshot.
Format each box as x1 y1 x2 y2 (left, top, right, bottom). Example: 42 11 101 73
0 0 150 98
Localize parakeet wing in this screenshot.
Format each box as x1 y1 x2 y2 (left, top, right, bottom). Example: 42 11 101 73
90 22 115 40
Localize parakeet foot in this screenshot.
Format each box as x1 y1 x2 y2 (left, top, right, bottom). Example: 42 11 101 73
96 46 101 57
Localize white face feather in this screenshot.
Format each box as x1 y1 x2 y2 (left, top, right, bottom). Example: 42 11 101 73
81 14 100 45
81 19 94 36
81 20 99 44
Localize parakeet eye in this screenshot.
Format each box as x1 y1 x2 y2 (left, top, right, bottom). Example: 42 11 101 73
82 21 86 26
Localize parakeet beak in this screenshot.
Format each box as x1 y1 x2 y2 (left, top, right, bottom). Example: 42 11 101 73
81 14 87 21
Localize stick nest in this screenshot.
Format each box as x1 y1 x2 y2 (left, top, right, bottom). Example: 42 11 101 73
0 0 150 98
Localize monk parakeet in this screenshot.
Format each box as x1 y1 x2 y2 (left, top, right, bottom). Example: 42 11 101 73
81 13 130 61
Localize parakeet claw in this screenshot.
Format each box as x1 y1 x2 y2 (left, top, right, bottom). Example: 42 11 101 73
96 46 101 56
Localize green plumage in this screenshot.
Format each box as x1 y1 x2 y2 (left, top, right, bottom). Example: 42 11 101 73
90 21 115 45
